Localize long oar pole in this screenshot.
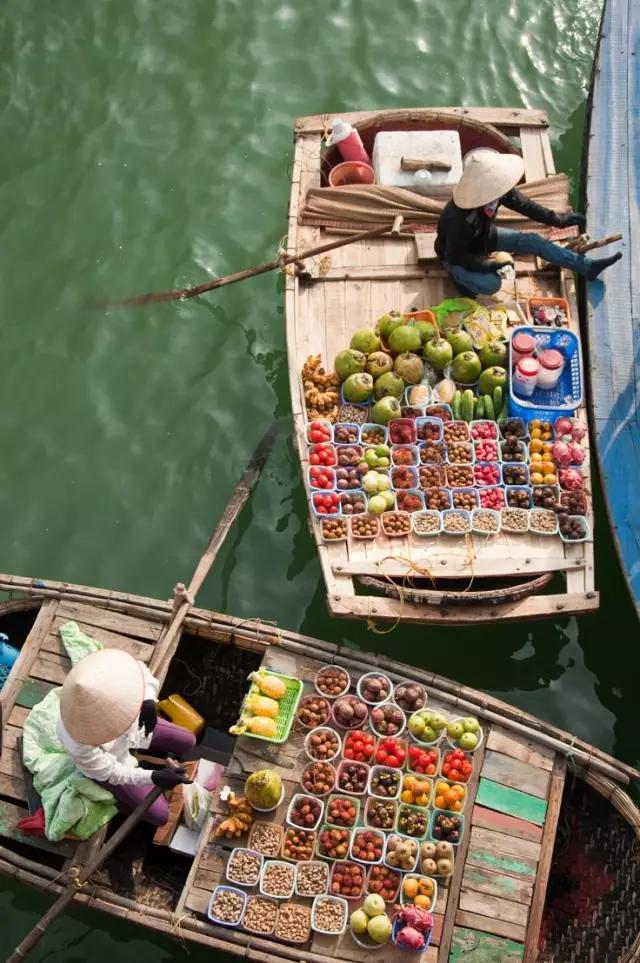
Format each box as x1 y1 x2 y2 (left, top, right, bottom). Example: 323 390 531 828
148 420 278 678
102 217 405 308
6 786 164 963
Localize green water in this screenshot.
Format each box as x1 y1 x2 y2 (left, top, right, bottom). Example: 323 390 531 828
2 0 636 957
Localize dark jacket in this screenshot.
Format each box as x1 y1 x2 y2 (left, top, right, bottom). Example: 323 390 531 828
434 189 567 271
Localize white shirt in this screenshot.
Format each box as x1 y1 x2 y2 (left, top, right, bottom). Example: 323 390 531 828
56 661 160 787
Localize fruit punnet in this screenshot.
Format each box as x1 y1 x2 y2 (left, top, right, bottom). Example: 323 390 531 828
367 865 401 902
441 749 473 783
407 745 439 777
308 421 332 444
297 695 331 729
374 736 407 768
370 704 406 738
402 874 436 910
434 779 466 812
327 796 359 828
385 834 419 872
351 829 385 863
393 681 426 713
302 761 336 796
343 729 375 762
421 839 454 876
401 774 433 807
366 798 398 830
289 795 323 828
330 860 365 898
369 766 401 798
332 694 369 730
337 761 370 795
431 812 463 845
318 827 352 860
358 673 392 704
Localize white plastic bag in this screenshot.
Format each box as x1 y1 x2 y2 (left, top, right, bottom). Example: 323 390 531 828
182 781 212 831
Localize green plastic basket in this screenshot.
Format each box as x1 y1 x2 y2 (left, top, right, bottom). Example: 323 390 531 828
239 672 304 744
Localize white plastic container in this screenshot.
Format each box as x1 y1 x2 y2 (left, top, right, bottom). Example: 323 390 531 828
372 131 463 195
259 859 296 899
512 357 540 398
311 895 349 936
537 349 565 390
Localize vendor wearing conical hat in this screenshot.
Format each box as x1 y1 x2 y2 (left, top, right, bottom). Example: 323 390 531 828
56 649 195 826
435 149 621 297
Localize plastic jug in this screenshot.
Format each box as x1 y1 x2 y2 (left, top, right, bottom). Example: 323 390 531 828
157 693 205 735
326 118 371 165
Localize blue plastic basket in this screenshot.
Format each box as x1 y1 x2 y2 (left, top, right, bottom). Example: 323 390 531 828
509 326 583 419
0 663 11 691
392 916 433 952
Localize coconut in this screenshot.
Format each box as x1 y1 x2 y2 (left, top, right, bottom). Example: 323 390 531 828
394 352 424 385
424 338 453 373
245 769 282 809
388 324 422 354
450 351 482 385
334 348 366 382
478 365 507 395
374 371 404 400
350 327 380 354
446 330 474 357
479 340 507 368
366 351 394 378
372 396 401 425
378 310 403 341
416 318 437 343
342 372 374 403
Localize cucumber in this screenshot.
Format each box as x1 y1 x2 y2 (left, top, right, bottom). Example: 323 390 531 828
483 394 495 421
493 386 503 419
462 389 475 423
452 390 462 421
476 396 485 419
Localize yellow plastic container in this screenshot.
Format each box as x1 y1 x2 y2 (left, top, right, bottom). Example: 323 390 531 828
157 693 204 735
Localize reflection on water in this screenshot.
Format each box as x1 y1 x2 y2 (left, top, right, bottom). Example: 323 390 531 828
3 0 636 958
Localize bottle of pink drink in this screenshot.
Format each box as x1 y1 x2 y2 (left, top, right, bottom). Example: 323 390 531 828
327 118 371 165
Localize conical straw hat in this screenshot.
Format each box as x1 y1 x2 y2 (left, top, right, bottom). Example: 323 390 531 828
60 649 145 745
453 149 525 209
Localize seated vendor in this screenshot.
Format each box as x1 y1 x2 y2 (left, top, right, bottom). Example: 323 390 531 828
56 648 194 826
435 149 621 298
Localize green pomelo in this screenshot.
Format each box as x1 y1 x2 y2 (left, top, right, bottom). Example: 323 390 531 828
372 396 401 425
478 365 508 395
424 338 453 373
447 329 474 356
394 352 424 385
245 769 282 809
479 340 508 369
350 327 380 354
365 351 394 378
378 311 403 341
450 351 482 384
388 324 422 354
374 371 404 400
334 349 366 381
342 372 373 403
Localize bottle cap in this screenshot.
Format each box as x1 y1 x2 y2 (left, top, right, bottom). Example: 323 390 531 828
517 358 540 377
538 349 564 370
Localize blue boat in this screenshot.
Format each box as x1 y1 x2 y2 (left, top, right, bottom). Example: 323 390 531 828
584 0 640 617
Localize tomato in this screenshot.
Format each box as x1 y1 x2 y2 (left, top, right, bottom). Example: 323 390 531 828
385 754 399 768
426 764 437 776
449 768 461 781
344 747 354 759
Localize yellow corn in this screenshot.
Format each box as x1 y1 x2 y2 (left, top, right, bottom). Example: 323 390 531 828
245 694 279 718
248 670 286 701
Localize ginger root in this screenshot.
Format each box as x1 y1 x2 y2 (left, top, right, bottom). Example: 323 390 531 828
214 792 254 839
301 354 340 422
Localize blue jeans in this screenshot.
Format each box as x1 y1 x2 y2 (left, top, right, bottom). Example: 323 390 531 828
443 228 591 298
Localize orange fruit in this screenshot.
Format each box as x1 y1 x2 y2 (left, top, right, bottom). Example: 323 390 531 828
435 781 449 794
543 473 557 484
404 776 417 791
419 878 434 896
401 790 414 804
403 877 419 899
530 427 542 439
414 894 431 910
542 431 553 441
530 419 541 429
529 439 543 453
415 793 430 807
435 795 446 809
531 472 544 485
530 452 542 463
451 800 463 812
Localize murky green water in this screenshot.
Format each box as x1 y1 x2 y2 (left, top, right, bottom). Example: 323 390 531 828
2 0 635 957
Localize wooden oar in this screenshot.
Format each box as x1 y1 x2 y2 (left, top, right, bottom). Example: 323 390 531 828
5 425 277 963
6 783 164 963
102 216 405 308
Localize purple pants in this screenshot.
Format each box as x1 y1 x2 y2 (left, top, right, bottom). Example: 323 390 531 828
104 718 197 826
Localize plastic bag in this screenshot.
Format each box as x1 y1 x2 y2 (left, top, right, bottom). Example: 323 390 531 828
183 782 212 831
429 298 478 331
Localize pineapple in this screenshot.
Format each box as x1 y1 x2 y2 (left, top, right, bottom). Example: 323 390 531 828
247 670 286 701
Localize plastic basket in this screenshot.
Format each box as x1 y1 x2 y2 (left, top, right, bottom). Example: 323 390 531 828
364 796 399 831
365 864 402 903
309 442 338 467
473 462 501 487
419 465 447 489
311 492 342 519
403 384 432 410
418 442 447 466
442 509 471 535
446 441 475 465
357 672 393 706
504 485 533 509
396 489 426 514
501 462 530 487
333 422 362 445
226 849 264 887
508 326 582 418
432 778 468 814
349 514 381 540
238 673 304 744
294 860 329 898
473 438 500 462
391 444 419 467
308 466 337 491
415 416 444 443
500 507 531 534
259 859 296 899
320 517 348 544
287 793 326 833
335 760 370 796
339 491 367 516
350 830 386 866
443 420 470 443
425 403 453 422
315 825 354 861
399 874 438 912
311 895 349 935
412 510 443 537
471 508 501 536
529 509 560 536
559 515 591 544
444 464 473 488
445 719 484 753
429 808 465 847
335 444 364 468
383 833 420 873
359 423 388 446
388 418 418 445
396 803 430 840
305 420 334 444
325 794 361 829
477 486 505 509
450 487 479 510
392 916 433 953
368 765 403 800
470 419 498 441
381 510 412 537
208 885 247 927
499 417 528 440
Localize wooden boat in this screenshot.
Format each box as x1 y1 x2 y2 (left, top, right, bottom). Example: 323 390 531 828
0 573 638 961
583 0 640 619
285 107 598 624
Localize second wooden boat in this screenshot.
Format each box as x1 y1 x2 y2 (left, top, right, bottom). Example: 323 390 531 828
286 106 598 625
0 574 637 961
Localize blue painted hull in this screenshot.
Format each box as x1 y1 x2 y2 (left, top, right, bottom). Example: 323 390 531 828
585 0 640 618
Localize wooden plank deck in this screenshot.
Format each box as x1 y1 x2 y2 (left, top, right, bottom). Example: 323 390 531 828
181 652 567 962
0 597 161 863
287 111 597 624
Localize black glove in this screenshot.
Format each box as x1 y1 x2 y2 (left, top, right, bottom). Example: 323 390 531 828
139 700 157 737
151 765 192 790
558 212 586 230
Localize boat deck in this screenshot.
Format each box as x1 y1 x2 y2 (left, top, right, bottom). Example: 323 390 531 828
0 596 164 862
286 107 597 624
183 647 566 962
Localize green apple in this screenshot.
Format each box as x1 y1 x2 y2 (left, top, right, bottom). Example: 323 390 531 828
429 713 447 732
377 457 390 468
459 732 478 751
408 713 426 738
380 490 395 509
375 444 390 458
368 495 387 516
462 716 480 733
365 450 379 468
447 721 465 741
422 725 436 742
350 909 368 935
